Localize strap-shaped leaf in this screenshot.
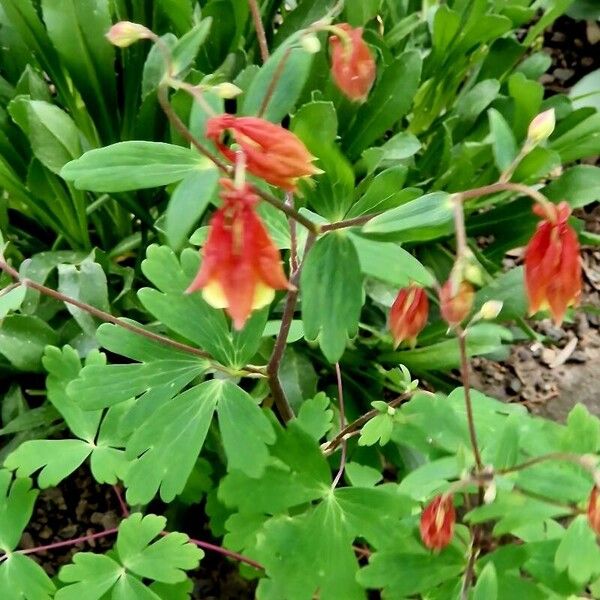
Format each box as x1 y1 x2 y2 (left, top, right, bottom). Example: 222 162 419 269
301 233 364 363
0 470 37 552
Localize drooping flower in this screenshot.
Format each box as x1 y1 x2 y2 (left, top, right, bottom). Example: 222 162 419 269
389 285 429 348
205 115 320 191
420 495 455 551
186 179 291 329
588 486 600 536
106 21 153 47
439 280 474 327
329 23 376 102
524 201 581 325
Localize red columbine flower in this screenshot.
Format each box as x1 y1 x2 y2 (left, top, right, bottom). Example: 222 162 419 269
588 486 600 536
524 201 581 325
420 495 455 551
329 24 376 102
205 115 320 192
439 280 474 326
389 285 429 348
186 180 291 329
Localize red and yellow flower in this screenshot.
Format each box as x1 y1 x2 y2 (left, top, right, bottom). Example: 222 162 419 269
329 23 376 102
524 201 581 325
439 280 474 327
389 285 429 348
206 115 320 191
186 180 291 329
420 495 455 551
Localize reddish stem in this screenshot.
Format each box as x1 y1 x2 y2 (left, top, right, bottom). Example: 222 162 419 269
331 362 347 489
186 536 264 571
113 485 130 518
248 0 269 63
18 528 119 556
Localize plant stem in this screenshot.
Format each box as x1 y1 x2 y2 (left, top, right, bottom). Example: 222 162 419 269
267 232 316 422
456 181 553 213
286 192 299 272
460 536 479 600
255 188 321 233
498 452 596 476
17 528 119 556
258 46 291 117
458 330 483 472
113 485 130 518
157 85 229 173
248 0 269 63
323 393 412 455
321 213 378 232
331 362 347 489
0 259 263 377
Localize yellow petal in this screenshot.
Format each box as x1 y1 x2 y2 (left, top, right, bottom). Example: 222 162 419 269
252 281 275 310
202 280 228 309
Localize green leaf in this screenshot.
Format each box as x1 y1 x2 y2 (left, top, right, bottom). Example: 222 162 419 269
555 516 600 585
362 192 453 240
216 380 275 477
124 383 219 504
0 315 58 371
473 562 498 600
56 554 124 600
294 393 333 441
349 233 435 287
569 68 600 112
544 165 600 209
508 72 543 140
0 285 25 319
488 108 518 172
165 169 218 251
0 553 55 600
361 134 421 173
9 97 83 174
358 413 394 447
473 267 527 320
278 349 318 413
348 167 412 216
344 0 380 25
117 514 202 584
242 42 313 122
357 548 465 597
549 111 600 163
344 462 382 488
489 413 521 470
0 470 38 552
346 50 422 157
61 142 212 192
172 19 213 77
301 234 364 363
561 403 600 453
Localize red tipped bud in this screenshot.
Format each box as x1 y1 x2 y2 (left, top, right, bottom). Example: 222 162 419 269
527 109 555 145
186 180 291 329
439 280 474 326
106 21 153 47
524 201 581 325
389 285 429 348
206 115 321 192
420 495 455 551
587 486 600 536
329 24 376 102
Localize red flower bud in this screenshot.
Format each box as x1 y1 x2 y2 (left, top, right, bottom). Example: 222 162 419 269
439 280 474 326
206 115 321 192
329 24 376 102
420 495 455 551
389 285 429 348
588 486 600 536
524 201 581 325
186 180 291 329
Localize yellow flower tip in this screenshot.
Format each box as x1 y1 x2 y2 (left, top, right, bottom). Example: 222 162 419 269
106 21 152 47
527 108 555 144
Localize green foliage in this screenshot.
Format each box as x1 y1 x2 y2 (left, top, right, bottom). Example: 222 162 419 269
0 0 598 598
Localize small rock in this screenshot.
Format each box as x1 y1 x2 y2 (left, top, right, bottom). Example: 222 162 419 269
507 378 522 394
551 32 566 42
39 526 53 540
554 68 575 82
567 351 587 364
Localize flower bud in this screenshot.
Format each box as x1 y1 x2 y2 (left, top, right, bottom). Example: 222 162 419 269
478 300 503 320
389 285 429 348
301 34 321 54
483 481 497 504
420 495 455 551
527 109 555 145
588 486 600 536
439 280 474 327
106 21 152 47
211 82 243 99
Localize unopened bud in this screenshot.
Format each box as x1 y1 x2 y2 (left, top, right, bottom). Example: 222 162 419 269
527 109 555 145
301 34 321 54
464 263 484 287
211 82 242 99
106 21 152 47
483 481 497 504
479 300 503 320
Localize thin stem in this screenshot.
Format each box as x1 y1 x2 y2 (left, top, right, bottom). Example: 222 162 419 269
498 452 596 476
255 187 320 233
456 181 553 213
458 330 483 472
461 536 479 600
323 393 412 455
452 195 468 260
248 0 269 63
157 85 229 173
321 213 378 232
0 259 263 377
113 485 130 518
258 46 291 118
331 362 347 489
18 528 119 556
286 193 299 272
267 233 316 422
